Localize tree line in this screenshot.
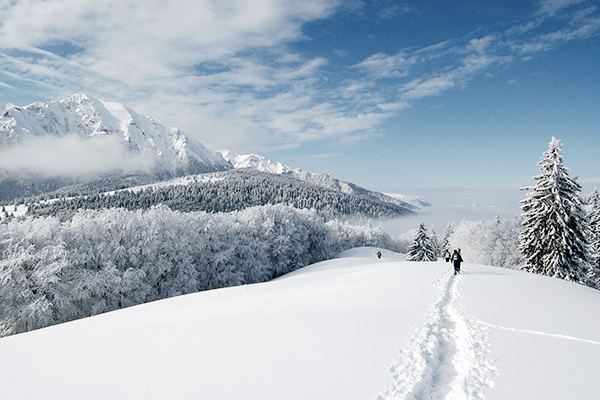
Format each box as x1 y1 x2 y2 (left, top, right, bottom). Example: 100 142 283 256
0 204 399 336
27 170 413 220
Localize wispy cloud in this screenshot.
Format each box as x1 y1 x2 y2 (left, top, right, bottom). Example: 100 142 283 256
308 153 341 159
376 3 413 20
536 0 587 16
511 5 600 55
352 4 598 107
355 52 412 78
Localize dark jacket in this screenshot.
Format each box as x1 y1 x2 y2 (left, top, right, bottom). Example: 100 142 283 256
452 252 463 267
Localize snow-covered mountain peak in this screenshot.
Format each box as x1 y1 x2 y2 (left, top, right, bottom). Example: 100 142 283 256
0 94 231 175
219 150 293 174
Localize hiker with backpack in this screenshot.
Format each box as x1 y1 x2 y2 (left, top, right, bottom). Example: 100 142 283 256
452 249 463 275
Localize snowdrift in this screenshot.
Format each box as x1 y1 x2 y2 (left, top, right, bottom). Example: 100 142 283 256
0 247 599 399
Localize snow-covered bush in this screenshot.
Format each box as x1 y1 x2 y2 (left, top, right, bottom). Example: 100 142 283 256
0 205 399 336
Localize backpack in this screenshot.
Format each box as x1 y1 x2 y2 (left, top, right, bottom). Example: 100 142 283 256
452 253 459 261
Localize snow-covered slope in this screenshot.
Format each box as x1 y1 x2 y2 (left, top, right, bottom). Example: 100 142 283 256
1 248 598 399
384 192 431 208
0 94 231 174
220 150 424 209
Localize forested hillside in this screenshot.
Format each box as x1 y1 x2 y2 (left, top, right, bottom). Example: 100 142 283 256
28 170 413 219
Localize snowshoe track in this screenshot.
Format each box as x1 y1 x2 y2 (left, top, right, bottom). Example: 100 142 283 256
379 269 496 400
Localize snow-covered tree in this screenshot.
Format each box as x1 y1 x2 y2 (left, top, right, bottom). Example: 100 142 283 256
586 190 600 286
0 204 402 336
430 228 442 257
519 137 590 283
407 223 438 262
441 223 455 255
448 217 522 269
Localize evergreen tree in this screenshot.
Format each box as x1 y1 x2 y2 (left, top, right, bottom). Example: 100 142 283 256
407 223 438 262
587 190 600 286
519 137 590 283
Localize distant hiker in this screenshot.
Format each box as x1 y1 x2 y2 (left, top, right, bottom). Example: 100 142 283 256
377 251 382 259
444 250 451 262
452 249 463 275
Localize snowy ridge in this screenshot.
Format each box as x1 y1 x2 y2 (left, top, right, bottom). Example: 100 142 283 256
218 150 290 174
384 192 431 208
0 94 231 174
220 150 423 209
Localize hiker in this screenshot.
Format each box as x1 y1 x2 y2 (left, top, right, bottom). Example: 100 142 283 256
444 250 451 262
452 249 463 275
377 251 382 259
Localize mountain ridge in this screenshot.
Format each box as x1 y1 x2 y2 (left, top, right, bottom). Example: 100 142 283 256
220 150 430 209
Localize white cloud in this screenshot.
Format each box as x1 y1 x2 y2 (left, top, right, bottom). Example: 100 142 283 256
512 10 600 55
536 0 586 16
396 37 507 101
0 135 156 178
401 74 457 100
355 52 411 78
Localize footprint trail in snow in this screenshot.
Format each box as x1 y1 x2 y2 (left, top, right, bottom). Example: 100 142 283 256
379 269 497 400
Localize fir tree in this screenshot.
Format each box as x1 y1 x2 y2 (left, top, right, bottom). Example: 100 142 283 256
519 137 590 283
407 223 438 262
587 190 600 286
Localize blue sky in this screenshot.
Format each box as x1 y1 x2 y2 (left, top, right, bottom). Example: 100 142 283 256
1 0 599 194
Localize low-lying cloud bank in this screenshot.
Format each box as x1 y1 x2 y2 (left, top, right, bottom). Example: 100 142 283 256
0 134 156 178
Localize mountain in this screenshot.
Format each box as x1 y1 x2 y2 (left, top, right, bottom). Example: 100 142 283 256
1 247 598 399
220 150 429 209
0 94 231 200
0 95 423 214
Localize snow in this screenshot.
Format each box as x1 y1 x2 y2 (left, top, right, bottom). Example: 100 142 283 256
0 247 599 399
219 150 292 174
99 100 134 131
384 192 432 208
104 173 226 195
